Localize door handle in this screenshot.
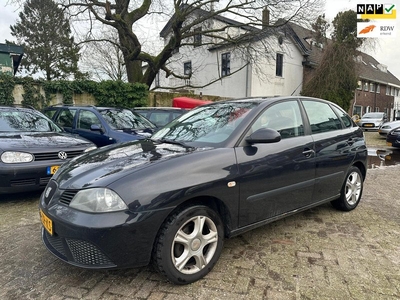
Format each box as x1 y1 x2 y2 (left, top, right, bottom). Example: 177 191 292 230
302 149 315 158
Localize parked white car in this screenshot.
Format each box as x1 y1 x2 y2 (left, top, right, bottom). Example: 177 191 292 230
357 112 387 131
378 120 400 136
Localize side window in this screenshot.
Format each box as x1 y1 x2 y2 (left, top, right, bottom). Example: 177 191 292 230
302 100 342 133
332 106 352 128
55 108 76 128
43 109 57 119
78 110 101 130
251 100 304 139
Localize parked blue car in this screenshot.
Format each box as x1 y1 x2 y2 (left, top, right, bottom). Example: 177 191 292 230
43 105 156 147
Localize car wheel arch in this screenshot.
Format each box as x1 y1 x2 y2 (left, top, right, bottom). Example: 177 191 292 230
153 196 233 243
151 200 227 284
352 161 366 182
149 196 232 274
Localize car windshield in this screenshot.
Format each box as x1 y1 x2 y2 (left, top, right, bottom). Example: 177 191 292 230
152 101 259 146
99 109 156 130
362 113 383 119
0 110 62 132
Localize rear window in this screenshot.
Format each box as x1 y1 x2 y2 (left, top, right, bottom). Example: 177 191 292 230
302 100 343 134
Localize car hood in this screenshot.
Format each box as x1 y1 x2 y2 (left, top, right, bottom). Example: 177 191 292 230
360 118 383 122
54 139 207 189
0 131 93 151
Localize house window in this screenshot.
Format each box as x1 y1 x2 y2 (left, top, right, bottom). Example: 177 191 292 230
194 27 202 47
386 86 391 95
221 52 231 77
391 87 395 96
369 83 375 92
276 53 283 77
357 81 362 90
353 105 362 117
376 84 380 93
364 82 369 91
184 61 192 75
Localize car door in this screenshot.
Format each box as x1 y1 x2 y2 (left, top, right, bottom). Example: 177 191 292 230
52 108 77 133
73 109 113 147
300 99 360 202
235 99 316 227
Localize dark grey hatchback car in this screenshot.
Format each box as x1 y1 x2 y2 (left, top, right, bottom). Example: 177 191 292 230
0 106 96 194
39 96 367 284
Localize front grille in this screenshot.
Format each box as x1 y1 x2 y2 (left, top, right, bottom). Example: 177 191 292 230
10 178 36 186
45 231 67 258
43 228 115 268
66 238 114 266
40 177 51 186
34 150 84 161
59 190 78 205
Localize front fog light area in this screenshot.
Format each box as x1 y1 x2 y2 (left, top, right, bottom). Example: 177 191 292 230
69 188 128 213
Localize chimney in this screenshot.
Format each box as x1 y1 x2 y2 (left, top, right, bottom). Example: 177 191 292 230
262 8 270 29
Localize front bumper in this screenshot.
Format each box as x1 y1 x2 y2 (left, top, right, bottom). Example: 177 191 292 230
39 182 173 269
0 161 59 194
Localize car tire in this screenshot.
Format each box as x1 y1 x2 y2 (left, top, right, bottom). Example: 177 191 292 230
331 166 363 211
153 205 224 284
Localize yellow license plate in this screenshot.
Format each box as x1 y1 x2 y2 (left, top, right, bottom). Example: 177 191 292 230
47 165 60 175
40 209 53 235
365 124 373 127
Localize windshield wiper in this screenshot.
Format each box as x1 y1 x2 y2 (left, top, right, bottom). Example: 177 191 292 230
153 138 193 148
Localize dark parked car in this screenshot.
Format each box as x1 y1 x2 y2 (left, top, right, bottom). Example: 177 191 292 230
133 107 187 128
39 96 367 284
0 106 96 194
386 126 400 148
43 105 156 147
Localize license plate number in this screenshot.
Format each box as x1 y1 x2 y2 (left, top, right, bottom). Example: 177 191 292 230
365 124 373 127
47 165 60 175
40 209 53 235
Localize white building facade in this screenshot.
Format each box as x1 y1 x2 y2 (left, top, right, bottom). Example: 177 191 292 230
154 10 305 99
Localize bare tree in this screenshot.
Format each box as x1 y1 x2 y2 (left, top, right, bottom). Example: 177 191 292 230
8 0 324 87
80 30 127 81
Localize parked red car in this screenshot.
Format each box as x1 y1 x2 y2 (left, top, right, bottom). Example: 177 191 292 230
172 97 212 109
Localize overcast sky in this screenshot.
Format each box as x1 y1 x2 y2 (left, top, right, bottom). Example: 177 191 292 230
1 0 399 81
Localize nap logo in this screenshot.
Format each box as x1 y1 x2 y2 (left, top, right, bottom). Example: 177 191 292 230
357 3 396 19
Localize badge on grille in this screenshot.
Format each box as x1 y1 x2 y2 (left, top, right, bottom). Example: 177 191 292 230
58 151 68 160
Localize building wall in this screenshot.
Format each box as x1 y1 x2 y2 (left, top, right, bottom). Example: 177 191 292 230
352 84 397 120
156 28 304 99
0 52 14 75
249 39 304 97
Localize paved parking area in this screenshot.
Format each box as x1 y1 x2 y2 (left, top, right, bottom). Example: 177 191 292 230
1 135 400 299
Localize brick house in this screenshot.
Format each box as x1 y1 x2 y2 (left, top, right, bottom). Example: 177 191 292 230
277 23 400 121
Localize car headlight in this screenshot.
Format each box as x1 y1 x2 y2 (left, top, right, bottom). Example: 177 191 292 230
1 151 34 163
69 188 128 213
84 146 97 152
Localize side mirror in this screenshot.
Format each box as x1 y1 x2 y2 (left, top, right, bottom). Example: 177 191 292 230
245 128 281 144
90 124 104 133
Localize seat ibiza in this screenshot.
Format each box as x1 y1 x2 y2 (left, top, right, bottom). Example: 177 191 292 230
39 96 367 284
